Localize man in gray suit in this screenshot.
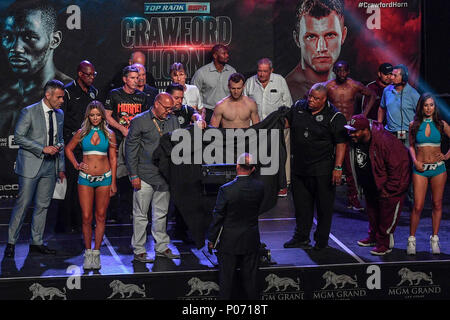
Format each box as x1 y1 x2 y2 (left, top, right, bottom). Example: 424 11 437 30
125 93 180 262
4 80 66 258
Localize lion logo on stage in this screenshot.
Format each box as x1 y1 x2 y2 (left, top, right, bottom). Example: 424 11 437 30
107 280 146 299
321 271 358 289
263 273 300 292
29 283 67 300
186 277 219 296
396 267 433 286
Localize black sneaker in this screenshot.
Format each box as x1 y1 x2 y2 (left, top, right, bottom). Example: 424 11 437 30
313 243 329 251
4 243 15 258
283 238 311 249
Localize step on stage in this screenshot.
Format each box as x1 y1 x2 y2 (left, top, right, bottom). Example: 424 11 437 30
0 182 449 301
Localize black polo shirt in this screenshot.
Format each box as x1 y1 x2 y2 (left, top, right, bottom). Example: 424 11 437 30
62 80 99 143
141 84 158 108
287 99 347 176
172 105 196 128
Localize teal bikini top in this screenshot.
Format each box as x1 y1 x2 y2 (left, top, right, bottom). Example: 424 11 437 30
415 119 441 147
81 127 109 155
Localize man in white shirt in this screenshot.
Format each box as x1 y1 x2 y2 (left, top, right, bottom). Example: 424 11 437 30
244 58 293 196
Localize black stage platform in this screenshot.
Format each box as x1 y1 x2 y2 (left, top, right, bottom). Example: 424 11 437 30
0 180 449 301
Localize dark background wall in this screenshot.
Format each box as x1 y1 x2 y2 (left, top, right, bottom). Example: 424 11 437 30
421 0 450 122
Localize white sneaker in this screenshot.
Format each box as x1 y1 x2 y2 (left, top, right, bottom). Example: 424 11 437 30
406 236 416 255
91 249 101 269
389 234 394 249
430 235 440 254
83 249 93 269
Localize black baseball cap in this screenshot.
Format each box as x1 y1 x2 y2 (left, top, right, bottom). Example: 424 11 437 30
378 63 393 75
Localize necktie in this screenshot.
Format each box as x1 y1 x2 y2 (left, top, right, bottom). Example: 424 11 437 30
48 110 54 146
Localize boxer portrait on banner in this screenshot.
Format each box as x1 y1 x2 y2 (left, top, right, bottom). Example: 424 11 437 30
286 0 347 101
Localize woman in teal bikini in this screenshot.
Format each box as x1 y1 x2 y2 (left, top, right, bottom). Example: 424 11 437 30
65 101 117 269
407 93 450 255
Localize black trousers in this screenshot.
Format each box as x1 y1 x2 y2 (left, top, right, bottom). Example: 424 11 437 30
205 108 214 124
218 251 259 300
291 172 336 246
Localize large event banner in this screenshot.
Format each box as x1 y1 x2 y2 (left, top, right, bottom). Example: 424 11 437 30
0 0 421 199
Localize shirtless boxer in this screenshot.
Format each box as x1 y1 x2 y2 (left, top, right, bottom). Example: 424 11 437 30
210 73 260 129
325 61 376 121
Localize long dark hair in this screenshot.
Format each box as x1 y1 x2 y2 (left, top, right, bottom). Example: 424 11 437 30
410 93 444 146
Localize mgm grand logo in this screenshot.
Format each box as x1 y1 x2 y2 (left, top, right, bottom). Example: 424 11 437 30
178 277 219 300
313 271 367 300
261 273 304 300
389 267 441 299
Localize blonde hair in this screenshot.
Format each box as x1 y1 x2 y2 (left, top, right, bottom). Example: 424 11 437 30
79 100 114 144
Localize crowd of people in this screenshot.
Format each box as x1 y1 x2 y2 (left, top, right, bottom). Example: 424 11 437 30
1 0 449 301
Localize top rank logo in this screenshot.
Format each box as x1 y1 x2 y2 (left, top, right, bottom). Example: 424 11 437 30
145 2 210 14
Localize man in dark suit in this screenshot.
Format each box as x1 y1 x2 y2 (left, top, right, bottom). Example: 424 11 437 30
207 153 265 300
4 80 66 258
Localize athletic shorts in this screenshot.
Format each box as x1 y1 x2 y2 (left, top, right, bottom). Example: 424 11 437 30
413 161 446 178
78 170 112 187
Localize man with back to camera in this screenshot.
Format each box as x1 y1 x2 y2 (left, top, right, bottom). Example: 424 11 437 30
286 0 347 101
191 44 237 124
4 80 66 258
325 60 376 211
55 60 99 233
210 73 260 129
207 153 265 300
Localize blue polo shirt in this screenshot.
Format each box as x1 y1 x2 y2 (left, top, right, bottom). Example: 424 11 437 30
380 83 420 132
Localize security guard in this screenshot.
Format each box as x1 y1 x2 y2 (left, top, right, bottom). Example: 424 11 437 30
55 60 99 233
283 83 347 250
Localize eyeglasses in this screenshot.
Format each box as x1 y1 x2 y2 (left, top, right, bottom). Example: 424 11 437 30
158 101 173 110
81 71 98 78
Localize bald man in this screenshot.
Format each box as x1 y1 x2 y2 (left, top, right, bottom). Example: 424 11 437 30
106 51 157 96
55 60 99 233
125 93 181 262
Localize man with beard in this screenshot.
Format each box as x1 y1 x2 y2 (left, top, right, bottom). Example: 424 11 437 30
326 61 376 211
286 0 347 101
210 73 260 129
361 63 393 121
345 114 411 255
192 44 237 124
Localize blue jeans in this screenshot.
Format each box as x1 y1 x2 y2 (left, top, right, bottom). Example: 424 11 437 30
8 158 56 245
